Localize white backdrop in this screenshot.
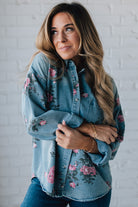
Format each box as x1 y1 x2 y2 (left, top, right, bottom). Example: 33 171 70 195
0 0 138 206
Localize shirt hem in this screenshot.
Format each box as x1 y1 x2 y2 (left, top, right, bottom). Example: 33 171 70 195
38 177 112 202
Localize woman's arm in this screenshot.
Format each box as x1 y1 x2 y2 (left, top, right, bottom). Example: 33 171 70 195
76 123 118 144
56 121 99 154
22 53 83 140
78 80 125 166
55 80 125 166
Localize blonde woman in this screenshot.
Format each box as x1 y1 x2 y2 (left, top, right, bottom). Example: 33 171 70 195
21 2 125 207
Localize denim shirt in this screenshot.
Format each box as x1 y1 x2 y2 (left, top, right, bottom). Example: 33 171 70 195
22 53 125 201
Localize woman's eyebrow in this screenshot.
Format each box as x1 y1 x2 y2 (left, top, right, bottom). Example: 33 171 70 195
51 23 74 30
64 23 74 27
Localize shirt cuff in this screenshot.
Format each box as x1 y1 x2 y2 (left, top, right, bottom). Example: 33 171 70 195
88 139 112 166
64 113 84 128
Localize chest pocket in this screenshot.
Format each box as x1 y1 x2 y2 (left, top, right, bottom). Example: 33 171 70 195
87 95 104 123
80 92 103 123
79 75 104 123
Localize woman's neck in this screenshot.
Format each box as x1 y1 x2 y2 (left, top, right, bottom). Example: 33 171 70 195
72 56 84 73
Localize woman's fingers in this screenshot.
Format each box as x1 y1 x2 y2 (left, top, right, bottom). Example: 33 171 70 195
111 130 118 138
109 127 118 143
94 125 118 144
111 126 118 132
104 129 117 144
56 128 65 142
103 136 115 144
109 135 116 143
56 123 73 148
76 123 118 145
57 123 70 134
62 120 66 125
56 122 86 149
106 138 111 145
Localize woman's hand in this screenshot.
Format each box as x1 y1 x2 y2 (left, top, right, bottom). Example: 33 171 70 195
77 123 118 144
56 120 86 150
93 125 118 144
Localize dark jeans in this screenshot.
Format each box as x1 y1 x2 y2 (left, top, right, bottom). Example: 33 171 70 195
21 177 111 207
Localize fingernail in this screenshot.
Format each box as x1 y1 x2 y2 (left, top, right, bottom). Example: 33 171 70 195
62 120 66 125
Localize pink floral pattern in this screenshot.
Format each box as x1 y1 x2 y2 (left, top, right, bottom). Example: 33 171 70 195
117 135 124 143
33 143 37 148
47 92 53 102
73 89 77 95
40 120 47 126
80 166 96 176
106 181 111 188
24 78 30 90
70 182 76 188
82 93 88 98
112 148 117 153
69 164 76 171
49 68 56 77
75 83 79 87
47 166 55 184
67 157 97 187
117 114 124 122
73 149 79 153
116 97 120 105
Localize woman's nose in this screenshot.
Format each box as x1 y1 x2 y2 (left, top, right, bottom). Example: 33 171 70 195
57 31 67 42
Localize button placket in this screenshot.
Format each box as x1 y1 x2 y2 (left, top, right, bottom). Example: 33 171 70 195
56 61 81 195
70 66 80 115
60 149 72 191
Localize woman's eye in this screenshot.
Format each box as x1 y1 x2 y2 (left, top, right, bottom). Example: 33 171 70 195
66 27 74 32
51 30 57 35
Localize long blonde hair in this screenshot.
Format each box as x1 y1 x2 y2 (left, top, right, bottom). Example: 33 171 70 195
30 2 115 125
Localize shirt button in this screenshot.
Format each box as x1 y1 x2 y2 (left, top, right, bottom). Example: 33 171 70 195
63 165 66 169
75 98 79 102
61 185 64 188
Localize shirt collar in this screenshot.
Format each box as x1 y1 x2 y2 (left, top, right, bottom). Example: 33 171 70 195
64 59 85 73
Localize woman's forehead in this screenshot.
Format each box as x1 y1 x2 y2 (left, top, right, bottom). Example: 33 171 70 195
51 12 74 28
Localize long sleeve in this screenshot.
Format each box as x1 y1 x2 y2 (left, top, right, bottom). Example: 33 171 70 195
88 80 125 166
22 53 83 140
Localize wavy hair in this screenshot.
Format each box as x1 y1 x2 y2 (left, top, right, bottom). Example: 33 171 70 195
30 2 115 125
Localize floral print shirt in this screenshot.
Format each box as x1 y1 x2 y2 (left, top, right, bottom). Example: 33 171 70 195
22 53 125 201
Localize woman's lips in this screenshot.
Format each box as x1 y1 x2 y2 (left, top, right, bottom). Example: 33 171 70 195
59 46 71 51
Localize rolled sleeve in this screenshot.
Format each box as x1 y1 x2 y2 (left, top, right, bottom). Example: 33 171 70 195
88 79 125 166
88 140 112 166
22 53 83 140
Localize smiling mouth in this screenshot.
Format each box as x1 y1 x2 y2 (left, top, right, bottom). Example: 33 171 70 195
59 46 71 51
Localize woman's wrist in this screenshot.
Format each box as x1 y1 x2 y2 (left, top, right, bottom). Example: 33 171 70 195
89 123 97 138
80 136 99 154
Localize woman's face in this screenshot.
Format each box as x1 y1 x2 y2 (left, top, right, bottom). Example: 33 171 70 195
51 12 80 60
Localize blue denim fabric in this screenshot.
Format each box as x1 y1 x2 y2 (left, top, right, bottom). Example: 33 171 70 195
22 53 125 201
21 177 111 207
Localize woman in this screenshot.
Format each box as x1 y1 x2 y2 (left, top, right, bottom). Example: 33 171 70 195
21 2 125 207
